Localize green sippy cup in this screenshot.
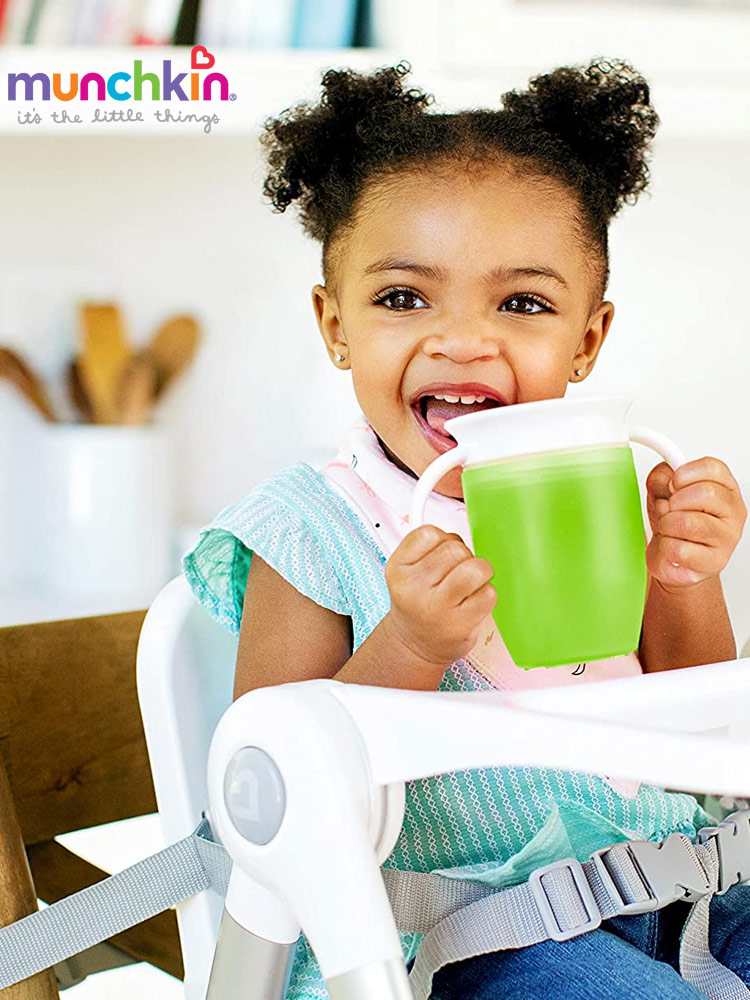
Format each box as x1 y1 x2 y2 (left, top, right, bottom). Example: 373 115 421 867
409 396 686 669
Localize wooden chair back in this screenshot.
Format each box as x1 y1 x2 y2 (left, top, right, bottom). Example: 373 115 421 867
0 610 183 998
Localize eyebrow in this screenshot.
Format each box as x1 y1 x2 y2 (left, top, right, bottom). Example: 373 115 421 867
362 256 569 290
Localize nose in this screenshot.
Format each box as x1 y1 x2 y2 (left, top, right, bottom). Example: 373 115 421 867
421 321 501 364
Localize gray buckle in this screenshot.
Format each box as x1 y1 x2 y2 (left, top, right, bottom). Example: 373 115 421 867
592 844 658 915
699 809 750 895
593 834 711 916
529 857 601 942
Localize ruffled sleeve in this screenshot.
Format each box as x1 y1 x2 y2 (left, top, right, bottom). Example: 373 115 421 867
182 465 352 637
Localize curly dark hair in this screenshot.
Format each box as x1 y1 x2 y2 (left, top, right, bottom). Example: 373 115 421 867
260 58 659 301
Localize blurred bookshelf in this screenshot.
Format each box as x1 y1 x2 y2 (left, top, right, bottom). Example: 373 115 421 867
0 0 370 47
2 0 750 48
0 1 748 136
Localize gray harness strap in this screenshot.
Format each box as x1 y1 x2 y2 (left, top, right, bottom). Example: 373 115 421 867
2 813 750 998
680 839 750 1000
0 818 229 991
383 818 750 1000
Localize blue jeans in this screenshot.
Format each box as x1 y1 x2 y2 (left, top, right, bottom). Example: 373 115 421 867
426 884 750 999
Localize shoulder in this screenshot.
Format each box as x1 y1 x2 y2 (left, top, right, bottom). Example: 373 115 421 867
182 462 387 637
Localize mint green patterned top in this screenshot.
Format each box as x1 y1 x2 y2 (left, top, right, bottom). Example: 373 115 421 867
183 462 714 1000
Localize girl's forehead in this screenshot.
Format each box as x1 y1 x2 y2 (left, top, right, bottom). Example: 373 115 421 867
344 166 587 282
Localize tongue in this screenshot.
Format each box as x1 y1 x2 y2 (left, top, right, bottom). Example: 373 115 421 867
423 397 499 435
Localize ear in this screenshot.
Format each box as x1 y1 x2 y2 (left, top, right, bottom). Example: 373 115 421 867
312 283 349 368
569 300 615 382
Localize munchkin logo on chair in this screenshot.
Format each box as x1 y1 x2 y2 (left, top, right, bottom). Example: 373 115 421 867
6 45 235 103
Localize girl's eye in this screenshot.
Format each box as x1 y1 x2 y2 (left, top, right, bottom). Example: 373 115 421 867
371 288 552 313
500 294 552 315
372 287 427 311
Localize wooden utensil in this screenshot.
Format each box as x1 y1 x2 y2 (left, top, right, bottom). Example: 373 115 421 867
66 359 94 423
116 355 157 425
0 346 57 422
77 304 132 423
144 315 200 401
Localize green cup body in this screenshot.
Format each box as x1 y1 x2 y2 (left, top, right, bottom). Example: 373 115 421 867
462 444 648 668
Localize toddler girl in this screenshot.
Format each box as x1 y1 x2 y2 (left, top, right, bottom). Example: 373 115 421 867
184 59 747 999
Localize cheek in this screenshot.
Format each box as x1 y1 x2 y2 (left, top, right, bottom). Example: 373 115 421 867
515 342 572 390
353 337 408 390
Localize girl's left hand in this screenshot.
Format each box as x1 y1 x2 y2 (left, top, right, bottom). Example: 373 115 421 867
646 457 747 591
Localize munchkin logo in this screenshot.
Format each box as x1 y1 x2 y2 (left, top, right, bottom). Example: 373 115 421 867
6 45 235 103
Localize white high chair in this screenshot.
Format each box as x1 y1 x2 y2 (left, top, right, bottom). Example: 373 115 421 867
136 575 238 999
136 574 750 1000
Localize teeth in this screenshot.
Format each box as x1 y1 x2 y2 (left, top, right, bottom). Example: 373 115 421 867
430 392 487 404
432 392 496 405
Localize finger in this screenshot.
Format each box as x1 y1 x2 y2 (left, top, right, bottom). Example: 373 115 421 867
671 457 741 494
668 480 746 520
417 536 475 586
658 509 734 547
457 580 498 617
398 525 454 564
646 462 673 501
649 535 726 577
439 557 495 605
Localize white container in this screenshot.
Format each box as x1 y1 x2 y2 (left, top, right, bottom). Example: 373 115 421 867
33 425 172 603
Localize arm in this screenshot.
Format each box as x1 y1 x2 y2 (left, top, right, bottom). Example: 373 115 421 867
234 526 496 698
234 554 449 698
639 575 735 672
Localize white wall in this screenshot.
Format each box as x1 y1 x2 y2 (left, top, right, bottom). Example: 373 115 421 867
0 131 748 639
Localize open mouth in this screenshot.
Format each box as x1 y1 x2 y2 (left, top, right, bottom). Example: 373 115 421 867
411 387 505 453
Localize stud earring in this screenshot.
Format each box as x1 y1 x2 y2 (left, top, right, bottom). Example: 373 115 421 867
575 368 584 377
334 353 344 363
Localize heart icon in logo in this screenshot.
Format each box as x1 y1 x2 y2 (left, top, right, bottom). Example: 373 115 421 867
191 45 215 70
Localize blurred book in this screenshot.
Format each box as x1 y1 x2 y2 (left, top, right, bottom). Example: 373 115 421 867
34 0 79 43
246 0 295 47
22 0 43 41
173 0 201 44
222 0 258 45
197 0 296 47
132 0 183 44
2 0 186 44
68 0 104 44
292 0 358 46
2 0 34 42
195 0 228 46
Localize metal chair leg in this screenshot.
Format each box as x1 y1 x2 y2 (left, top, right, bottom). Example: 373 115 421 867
205 908 295 1000
325 957 414 1000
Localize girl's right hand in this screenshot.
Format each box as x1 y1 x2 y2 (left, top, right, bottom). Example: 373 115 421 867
383 525 497 666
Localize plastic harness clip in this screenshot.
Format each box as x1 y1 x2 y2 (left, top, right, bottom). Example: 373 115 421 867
699 809 750 896
593 833 712 916
529 857 601 942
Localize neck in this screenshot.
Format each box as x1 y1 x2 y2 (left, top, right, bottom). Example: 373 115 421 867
374 432 418 481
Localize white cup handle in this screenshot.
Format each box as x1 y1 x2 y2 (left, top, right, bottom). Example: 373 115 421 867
409 445 470 529
629 425 687 471
409 429 686 532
